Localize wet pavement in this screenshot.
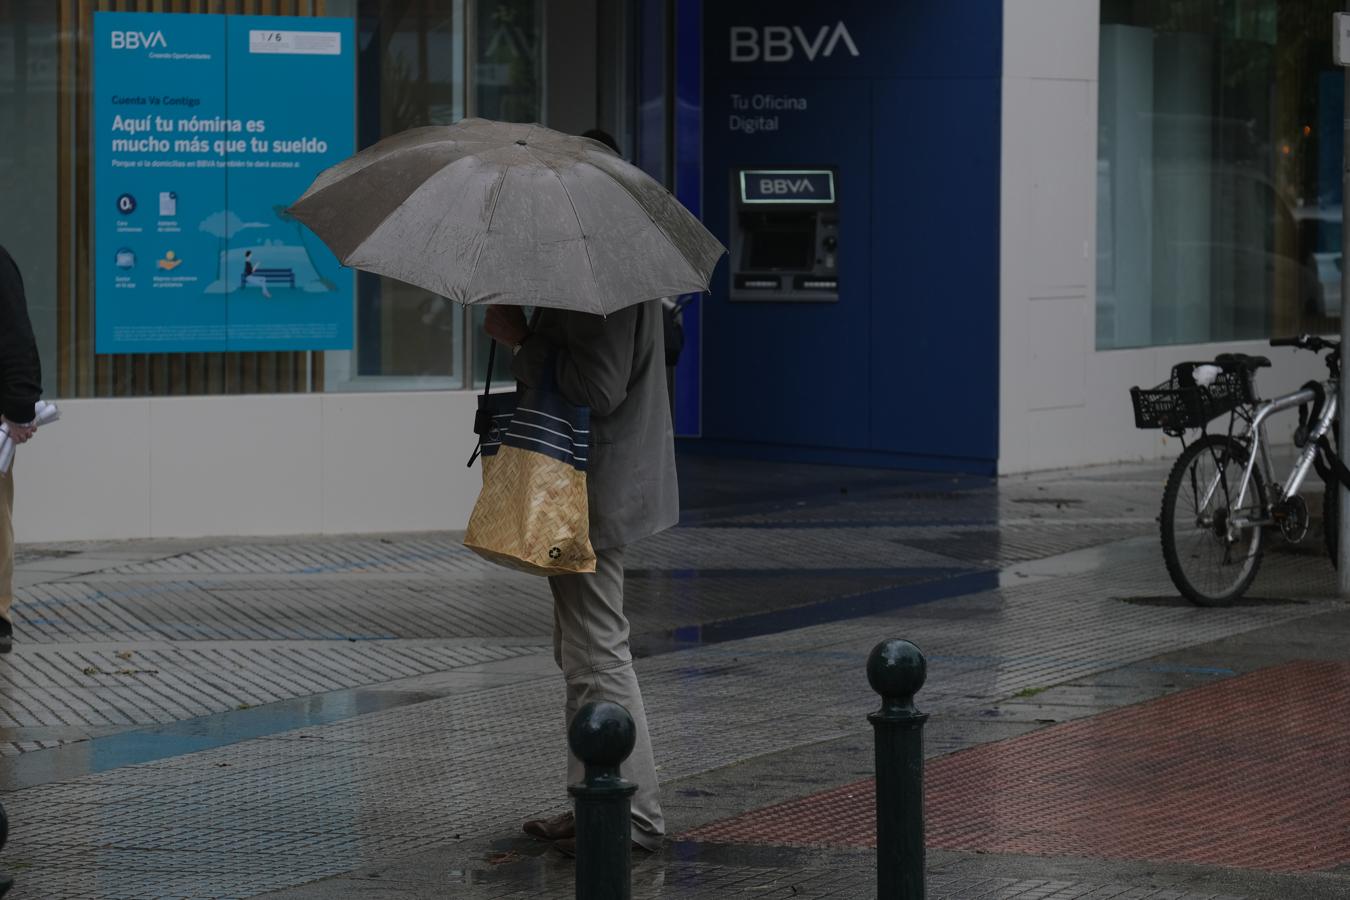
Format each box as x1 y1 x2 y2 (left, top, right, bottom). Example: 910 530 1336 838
688 659 1350 871
0 454 1347 898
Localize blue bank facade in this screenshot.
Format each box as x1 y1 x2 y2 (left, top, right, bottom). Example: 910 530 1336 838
665 1 1004 475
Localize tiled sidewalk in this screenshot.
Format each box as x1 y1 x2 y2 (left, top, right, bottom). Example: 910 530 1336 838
0 458 1344 898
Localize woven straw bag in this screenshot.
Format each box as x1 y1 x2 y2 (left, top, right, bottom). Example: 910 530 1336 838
463 345 596 575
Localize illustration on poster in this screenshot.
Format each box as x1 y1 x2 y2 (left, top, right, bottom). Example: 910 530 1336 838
199 208 338 297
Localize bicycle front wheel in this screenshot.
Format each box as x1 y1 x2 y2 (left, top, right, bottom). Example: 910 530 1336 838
1161 435 1266 606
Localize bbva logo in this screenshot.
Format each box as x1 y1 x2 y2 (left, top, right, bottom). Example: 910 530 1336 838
110 30 167 49
759 177 815 195
730 22 859 63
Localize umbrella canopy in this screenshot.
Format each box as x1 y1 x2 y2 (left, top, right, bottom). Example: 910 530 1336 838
288 118 725 315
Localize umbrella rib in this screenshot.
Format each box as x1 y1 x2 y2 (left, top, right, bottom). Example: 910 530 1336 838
523 145 606 317
299 144 486 275
465 164 510 303
583 162 712 293
295 134 472 208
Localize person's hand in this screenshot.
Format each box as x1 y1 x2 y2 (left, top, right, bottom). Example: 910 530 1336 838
484 305 529 347
2 418 36 445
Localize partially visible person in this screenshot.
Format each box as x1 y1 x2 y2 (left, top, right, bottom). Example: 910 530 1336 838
582 129 686 421
0 243 42 655
660 296 685 422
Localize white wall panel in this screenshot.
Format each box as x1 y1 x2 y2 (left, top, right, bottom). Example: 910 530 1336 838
12 398 152 543
148 395 324 538
1020 297 1089 411
1003 0 1098 81
1027 80 1094 294
1000 6 1098 468
320 391 481 534
12 391 488 544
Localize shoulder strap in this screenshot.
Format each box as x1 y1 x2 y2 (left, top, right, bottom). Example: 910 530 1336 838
482 340 496 397
468 340 499 468
483 306 547 397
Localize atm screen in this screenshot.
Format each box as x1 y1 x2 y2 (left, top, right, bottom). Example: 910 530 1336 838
748 230 815 270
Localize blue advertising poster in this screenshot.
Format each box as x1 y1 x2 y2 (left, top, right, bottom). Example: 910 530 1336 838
93 12 354 353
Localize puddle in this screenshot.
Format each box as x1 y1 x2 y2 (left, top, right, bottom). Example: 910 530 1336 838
0 688 439 791
634 568 995 657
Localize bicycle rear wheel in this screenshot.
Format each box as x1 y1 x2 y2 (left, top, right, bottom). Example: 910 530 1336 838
1161 435 1266 606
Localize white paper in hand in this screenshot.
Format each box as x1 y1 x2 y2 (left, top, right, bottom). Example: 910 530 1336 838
0 400 60 475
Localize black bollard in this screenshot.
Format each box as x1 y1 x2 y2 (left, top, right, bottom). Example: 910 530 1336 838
867 639 928 900
0 800 13 896
568 700 637 900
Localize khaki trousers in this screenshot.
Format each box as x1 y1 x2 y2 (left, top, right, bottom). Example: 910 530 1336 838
0 467 12 624
549 545 665 849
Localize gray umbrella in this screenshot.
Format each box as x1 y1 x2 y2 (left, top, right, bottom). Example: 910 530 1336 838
288 118 725 315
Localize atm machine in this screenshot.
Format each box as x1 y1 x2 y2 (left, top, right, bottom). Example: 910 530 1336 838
728 167 839 302
694 2 1000 471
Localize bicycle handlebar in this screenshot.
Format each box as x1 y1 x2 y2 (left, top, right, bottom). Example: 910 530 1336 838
1270 335 1341 353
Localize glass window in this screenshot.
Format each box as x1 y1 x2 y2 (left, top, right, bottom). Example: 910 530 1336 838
1 1 477 398
1097 0 1343 350
467 0 542 388
327 0 470 392
0 1 59 398
3 2 376 399
474 0 541 122
1 0 610 397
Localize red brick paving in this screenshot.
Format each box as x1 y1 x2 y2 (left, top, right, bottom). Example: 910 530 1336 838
682 661 1350 872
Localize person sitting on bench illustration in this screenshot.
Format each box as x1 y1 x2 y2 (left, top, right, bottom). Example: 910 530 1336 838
243 250 271 298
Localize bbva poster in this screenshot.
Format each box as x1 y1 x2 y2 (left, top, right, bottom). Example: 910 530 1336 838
93 12 354 353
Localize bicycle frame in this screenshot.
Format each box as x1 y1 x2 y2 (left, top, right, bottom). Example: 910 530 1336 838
1208 379 1340 531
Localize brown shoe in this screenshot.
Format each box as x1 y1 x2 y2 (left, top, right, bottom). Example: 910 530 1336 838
523 811 575 841
552 836 657 858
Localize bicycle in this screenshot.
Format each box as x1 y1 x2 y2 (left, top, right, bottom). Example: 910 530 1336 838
1130 335 1343 606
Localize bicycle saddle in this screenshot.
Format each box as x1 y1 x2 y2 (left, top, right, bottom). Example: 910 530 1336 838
1215 353 1271 371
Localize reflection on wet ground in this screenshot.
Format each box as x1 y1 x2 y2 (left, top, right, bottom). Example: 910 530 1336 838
632 567 993 655
0 689 438 792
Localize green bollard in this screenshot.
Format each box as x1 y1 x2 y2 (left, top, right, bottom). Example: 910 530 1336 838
568 701 637 900
867 639 928 900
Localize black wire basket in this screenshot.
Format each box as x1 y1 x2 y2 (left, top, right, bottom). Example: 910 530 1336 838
1130 362 1254 437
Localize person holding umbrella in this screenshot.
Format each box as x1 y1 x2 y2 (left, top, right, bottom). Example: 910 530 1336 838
483 287 674 854
0 243 43 655
288 118 725 855
481 127 678 852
